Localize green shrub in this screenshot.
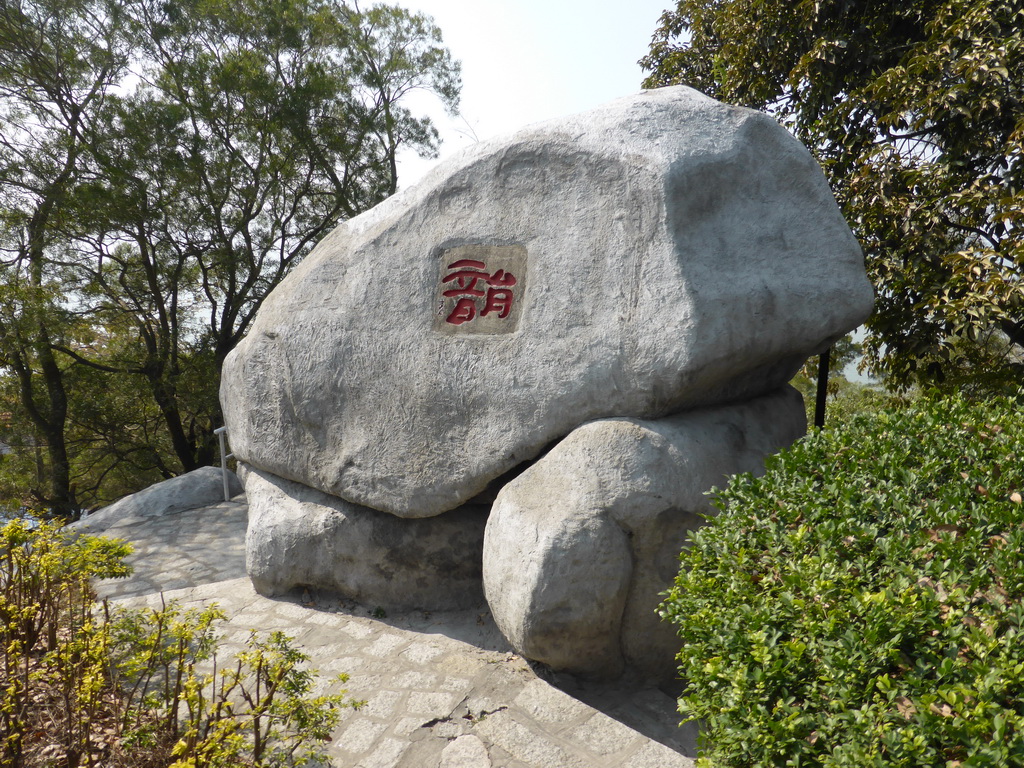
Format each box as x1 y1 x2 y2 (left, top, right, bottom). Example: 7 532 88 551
1 519 356 767
661 391 1024 767
1 518 132 764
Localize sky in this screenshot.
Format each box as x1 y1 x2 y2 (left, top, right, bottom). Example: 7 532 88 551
392 0 673 187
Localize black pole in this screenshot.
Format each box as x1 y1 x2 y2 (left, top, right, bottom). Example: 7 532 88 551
814 347 831 429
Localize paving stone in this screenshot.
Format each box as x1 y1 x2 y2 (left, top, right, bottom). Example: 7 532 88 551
479 658 533 689
395 738 448 768
432 719 465 739
568 711 642 756
331 704 361 729
364 633 408 657
406 691 461 718
392 670 439 690
482 744 519 768
440 675 474 693
466 694 507 719
339 621 378 640
309 676 343 697
400 641 446 664
613 688 700 753
358 689 405 719
272 602 313 621
222 628 258 644
307 610 343 626
392 716 430 737
337 718 388 754
296 624 347 647
473 710 586 768
229 608 274 623
354 737 410 768
356 659 396 675
321 655 365 673
440 734 492 767
623 739 698 768
346 674 383 691
512 679 593 725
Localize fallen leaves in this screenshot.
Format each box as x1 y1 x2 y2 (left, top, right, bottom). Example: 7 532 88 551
896 696 917 719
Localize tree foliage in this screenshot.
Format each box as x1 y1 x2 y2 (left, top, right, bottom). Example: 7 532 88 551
0 0 135 516
0 0 460 516
642 0 1024 392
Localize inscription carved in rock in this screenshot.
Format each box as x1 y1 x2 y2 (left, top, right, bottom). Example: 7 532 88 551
433 244 527 334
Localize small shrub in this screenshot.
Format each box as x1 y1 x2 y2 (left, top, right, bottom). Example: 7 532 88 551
661 391 1024 767
1 518 132 764
0 519 357 767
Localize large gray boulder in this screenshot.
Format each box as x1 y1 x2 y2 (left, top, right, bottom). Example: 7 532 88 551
244 466 488 610
74 466 241 532
482 387 807 681
221 86 872 518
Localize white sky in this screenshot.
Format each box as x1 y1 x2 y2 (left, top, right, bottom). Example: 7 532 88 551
393 0 672 187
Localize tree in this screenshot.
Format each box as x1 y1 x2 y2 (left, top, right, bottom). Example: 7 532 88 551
344 2 461 196
0 0 132 515
0 0 460 516
78 0 459 472
641 0 1024 392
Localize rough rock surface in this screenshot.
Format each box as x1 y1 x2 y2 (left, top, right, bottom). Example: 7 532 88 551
75 466 241 531
244 466 488 610
220 86 873 518
482 387 807 681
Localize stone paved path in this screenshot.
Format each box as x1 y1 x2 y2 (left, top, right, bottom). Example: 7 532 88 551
76 496 699 768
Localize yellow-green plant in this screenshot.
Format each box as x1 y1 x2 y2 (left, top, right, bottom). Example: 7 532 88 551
108 604 357 767
0 518 131 764
166 630 355 767
1 519 357 766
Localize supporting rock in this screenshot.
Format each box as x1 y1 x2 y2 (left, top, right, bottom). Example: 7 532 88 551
482 387 807 681
244 467 488 611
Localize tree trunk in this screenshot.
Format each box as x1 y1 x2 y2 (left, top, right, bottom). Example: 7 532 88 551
147 368 200 472
815 348 831 429
35 338 76 517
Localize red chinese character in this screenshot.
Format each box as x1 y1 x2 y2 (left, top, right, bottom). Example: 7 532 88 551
486 269 516 288
446 297 476 325
441 259 517 325
442 259 489 297
482 288 514 318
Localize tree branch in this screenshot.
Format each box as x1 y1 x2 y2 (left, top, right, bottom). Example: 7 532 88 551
51 344 143 374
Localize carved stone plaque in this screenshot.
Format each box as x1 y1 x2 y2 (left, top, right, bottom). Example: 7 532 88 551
432 245 527 335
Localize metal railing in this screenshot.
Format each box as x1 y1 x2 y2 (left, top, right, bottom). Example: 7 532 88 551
214 426 234 501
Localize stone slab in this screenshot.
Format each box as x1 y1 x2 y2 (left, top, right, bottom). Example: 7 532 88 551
75 466 241 531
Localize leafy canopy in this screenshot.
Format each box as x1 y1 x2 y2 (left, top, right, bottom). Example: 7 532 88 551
642 0 1024 391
